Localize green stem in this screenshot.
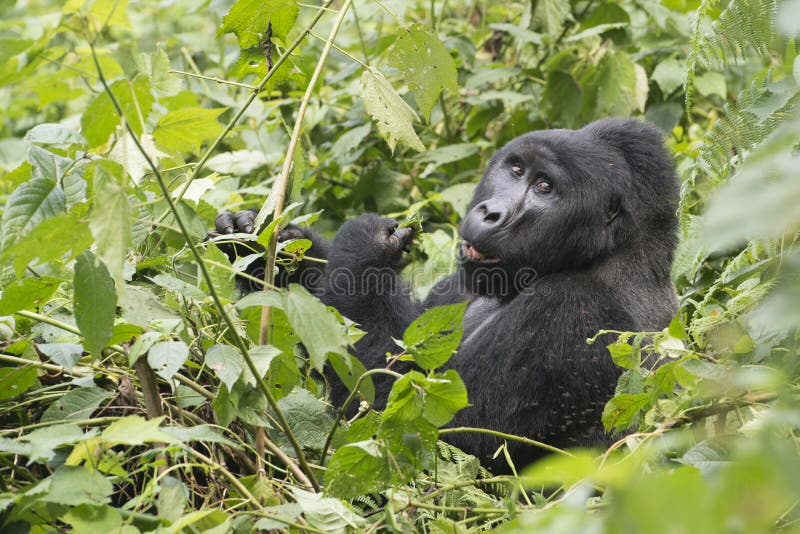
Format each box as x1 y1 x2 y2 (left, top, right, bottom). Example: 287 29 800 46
87 43 320 491
438 427 573 457
319 368 402 463
256 0 354 348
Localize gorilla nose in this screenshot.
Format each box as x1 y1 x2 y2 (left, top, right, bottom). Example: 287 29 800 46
462 200 508 242
475 201 506 226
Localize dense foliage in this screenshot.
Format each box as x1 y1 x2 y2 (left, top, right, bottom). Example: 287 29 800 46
0 0 799 531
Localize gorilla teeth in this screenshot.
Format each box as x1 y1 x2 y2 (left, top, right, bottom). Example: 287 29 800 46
464 242 497 262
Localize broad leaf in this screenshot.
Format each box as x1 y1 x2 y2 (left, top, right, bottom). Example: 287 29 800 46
326 440 391 498
1 176 65 250
360 67 425 153
389 26 458 121
101 415 175 445
81 77 154 149
73 251 117 359
153 107 226 155
206 344 244 391
41 387 111 422
284 284 348 372
147 340 189 381
403 302 466 370
220 0 298 48
89 160 131 290
0 276 61 315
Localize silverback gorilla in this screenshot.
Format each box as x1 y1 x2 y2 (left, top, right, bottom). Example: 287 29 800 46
215 118 679 470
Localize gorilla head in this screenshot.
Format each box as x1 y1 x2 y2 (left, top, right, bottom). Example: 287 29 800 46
459 118 679 298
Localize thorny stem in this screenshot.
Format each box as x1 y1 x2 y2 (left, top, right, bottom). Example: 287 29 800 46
87 41 320 491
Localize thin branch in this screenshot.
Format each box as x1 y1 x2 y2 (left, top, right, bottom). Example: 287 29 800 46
87 42 320 491
438 427 573 457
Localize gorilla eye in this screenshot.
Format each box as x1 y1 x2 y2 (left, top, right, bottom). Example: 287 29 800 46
511 164 524 177
535 176 553 193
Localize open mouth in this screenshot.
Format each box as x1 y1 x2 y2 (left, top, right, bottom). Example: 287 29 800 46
462 241 502 264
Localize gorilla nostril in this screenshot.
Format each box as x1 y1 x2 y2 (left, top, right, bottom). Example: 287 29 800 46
484 211 502 224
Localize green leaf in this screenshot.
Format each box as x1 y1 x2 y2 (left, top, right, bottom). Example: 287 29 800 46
37 343 84 370
19 423 93 462
651 58 685 96
326 440 391 498
153 107 226 155
81 77 154 149
522 449 598 488
0 276 61 315
42 466 113 506
1 176 66 250
276 389 336 449
220 0 298 48
419 370 470 426
0 366 37 400
383 370 469 427
607 341 636 369
62 504 124 533
41 387 111 422
532 0 571 35
542 70 582 127
1 206 92 277
206 344 244 391
590 51 642 117
388 26 458 121
147 340 189 381
157 476 186 522
284 284 349 372
73 251 117 358
149 273 206 299
101 415 176 445
602 392 649 432
89 160 132 290
135 48 181 95
360 67 425 153
291 488 365 532
403 302 466 370
160 425 238 447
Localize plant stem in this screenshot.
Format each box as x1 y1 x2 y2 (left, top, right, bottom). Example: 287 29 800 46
319 368 402 463
88 43 320 491
438 427 573 457
256 0 354 346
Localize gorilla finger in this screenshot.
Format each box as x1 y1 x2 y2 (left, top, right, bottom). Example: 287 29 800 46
215 212 235 234
278 225 306 243
234 210 256 233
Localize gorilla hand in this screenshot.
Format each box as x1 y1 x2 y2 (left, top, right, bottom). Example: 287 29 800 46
211 209 331 292
328 214 415 271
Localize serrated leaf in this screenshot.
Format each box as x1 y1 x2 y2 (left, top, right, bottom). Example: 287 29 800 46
206 344 244 391
0 276 61 315
43 466 114 506
89 160 131 291
1 176 66 250
607 341 635 369
389 26 458 121
284 284 348 372
403 302 466 370
291 488 365 532
594 51 640 116
326 440 391 498
37 343 84 370
220 0 298 48
360 67 425 153
41 387 111 422
81 77 154 149
101 415 175 445
135 48 181 95
651 58 685 96
532 0 571 35
18 423 93 462
73 251 117 359
153 107 225 155
147 340 189 381
276 388 335 450
2 206 92 277
25 123 86 148
602 392 649 432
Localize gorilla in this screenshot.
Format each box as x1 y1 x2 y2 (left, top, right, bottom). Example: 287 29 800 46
215 118 679 470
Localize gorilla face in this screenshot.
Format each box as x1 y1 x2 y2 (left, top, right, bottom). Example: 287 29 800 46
459 128 627 298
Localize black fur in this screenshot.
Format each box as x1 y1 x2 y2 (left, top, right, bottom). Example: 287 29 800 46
215 118 679 471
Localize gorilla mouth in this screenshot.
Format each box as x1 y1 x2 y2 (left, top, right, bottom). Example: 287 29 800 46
462 241 501 264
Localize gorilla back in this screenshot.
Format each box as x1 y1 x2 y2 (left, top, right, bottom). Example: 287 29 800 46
215 118 679 472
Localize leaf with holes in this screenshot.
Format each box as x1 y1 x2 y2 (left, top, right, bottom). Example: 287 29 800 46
360 67 425 153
